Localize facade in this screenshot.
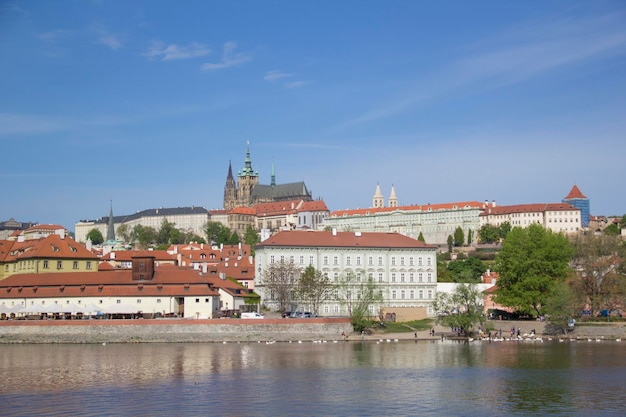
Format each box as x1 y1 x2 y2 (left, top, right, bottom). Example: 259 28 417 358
223 143 313 210
256 199 330 233
0 256 221 319
479 203 581 233
324 186 485 245
0 233 99 281
563 184 590 228
255 230 438 317
0 219 40 240
75 206 210 244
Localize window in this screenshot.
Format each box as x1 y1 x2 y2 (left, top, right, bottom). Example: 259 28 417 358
43 260 49 269
73 261 78 269
400 257 405 266
378 273 384 282
86 261 91 270
409 273 414 283
419 290 423 299
428 290 432 299
419 273 423 282
346 256 351 265
309 256 314 265
410 290 414 299
401 290 405 299
391 273 396 283
409 257 414 266
392 290 397 299
290 256 294 264
333 256 338 265
116 299 121 304
157 299 161 303
391 257 396 266
196 298 200 303
324 305 329 314
368 256 373 266
270 256 275 264
334 272 339 282
378 257 383 266
356 256 361 266
419 257 423 266
427 273 432 283
323 256 328 265
427 257 432 266
334 305 339 314
280 256 285 264
400 273 405 283
57 261 62 269
137 299 142 304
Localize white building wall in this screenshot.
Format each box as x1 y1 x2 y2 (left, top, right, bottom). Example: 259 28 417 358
255 244 438 317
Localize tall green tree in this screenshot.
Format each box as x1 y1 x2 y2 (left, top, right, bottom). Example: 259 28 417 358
295 265 333 316
447 257 487 283
336 272 383 332
130 224 158 249
86 228 104 245
478 224 500 244
243 225 259 254
543 282 577 335
495 224 574 316
157 219 177 245
433 283 485 335
499 222 512 240
417 231 425 243
116 224 130 243
205 221 232 246
454 227 465 247
570 232 626 317
447 235 453 253
467 229 473 245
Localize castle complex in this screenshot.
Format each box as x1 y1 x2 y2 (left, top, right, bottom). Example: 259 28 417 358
223 142 313 210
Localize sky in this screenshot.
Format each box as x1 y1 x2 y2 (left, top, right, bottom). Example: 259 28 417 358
1 0 625 232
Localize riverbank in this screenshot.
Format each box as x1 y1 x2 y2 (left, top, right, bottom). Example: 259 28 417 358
0 317 353 344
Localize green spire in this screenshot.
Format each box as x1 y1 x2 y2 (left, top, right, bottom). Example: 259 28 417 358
240 141 254 177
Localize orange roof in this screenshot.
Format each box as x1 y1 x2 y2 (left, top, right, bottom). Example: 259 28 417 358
101 250 176 262
256 230 436 249
24 224 66 232
299 200 329 212
2 234 98 262
229 206 256 215
330 201 484 217
564 184 587 200
480 203 578 216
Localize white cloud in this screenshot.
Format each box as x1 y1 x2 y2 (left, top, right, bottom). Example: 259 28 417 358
143 41 211 61
89 23 123 50
264 70 293 82
201 41 251 70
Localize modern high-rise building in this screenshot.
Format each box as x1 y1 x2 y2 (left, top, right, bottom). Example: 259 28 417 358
563 185 590 227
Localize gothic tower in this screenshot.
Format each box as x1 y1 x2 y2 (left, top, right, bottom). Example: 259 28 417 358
223 161 237 210
237 141 259 207
388 185 398 208
373 183 384 208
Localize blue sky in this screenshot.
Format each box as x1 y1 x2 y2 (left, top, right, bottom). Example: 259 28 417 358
1 0 625 232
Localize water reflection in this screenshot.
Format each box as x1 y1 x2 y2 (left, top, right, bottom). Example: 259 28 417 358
1 341 625 416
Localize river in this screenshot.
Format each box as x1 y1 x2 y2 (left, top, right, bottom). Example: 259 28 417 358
0 340 624 416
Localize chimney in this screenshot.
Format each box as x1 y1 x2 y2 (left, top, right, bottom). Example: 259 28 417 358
492 200 496 207
202 262 207 274
332 228 337 236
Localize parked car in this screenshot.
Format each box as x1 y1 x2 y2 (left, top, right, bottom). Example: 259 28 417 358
241 312 265 319
300 312 316 318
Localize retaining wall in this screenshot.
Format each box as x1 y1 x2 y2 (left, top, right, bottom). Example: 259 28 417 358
0 318 353 344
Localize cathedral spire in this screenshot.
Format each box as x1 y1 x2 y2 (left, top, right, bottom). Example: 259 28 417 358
373 182 384 208
271 159 276 187
106 200 115 242
240 140 254 177
389 185 398 208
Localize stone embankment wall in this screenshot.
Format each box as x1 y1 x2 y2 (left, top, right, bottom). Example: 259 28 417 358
0 318 353 344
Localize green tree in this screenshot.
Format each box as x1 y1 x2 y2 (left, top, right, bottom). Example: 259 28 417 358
604 223 620 235
447 235 453 253
260 262 301 312
433 283 485 335
417 231 425 243
499 222 512 240
570 232 626 317
86 228 104 245
454 227 465 247
130 224 158 249
495 224 574 316
116 224 130 243
227 231 240 245
478 224 500 244
295 265 333 316
205 221 231 246
467 229 473 245
243 226 260 254
336 272 383 332
543 282 577 335
157 219 177 245
447 257 487 283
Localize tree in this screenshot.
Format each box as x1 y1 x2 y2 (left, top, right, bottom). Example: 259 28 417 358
543 282 577 335
130 225 158 249
478 224 500 244
417 231 425 243
467 228 473 246
447 257 487 283
499 222 512 240
336 272 383 332
570 232 626 317
495 224 574 316
454 227 465 247
447 235 453 253
243 226 260 255
433 283 485 335
261 262 301 312
227 231 240 245
295 265 333 316
205 221 231 246
86 228 104 245
157 219 178 245
116 224 130 243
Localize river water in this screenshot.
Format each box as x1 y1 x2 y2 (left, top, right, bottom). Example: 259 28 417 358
1 340 624 416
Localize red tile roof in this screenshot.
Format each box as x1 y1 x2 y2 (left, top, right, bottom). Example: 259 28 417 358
256 230 436 249
229 207 256 215
564 184 587 200
1 234 98 262
480 203 578 216
101 250 176 262
299 200 329 212
330 201 484 217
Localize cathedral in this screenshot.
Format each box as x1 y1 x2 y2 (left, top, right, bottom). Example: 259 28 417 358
223 143 313 210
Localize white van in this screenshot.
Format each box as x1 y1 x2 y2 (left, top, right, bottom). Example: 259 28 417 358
241 312 265 319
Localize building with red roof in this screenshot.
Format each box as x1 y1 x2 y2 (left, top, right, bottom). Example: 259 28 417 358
479 202 581 233
255 229 438 317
